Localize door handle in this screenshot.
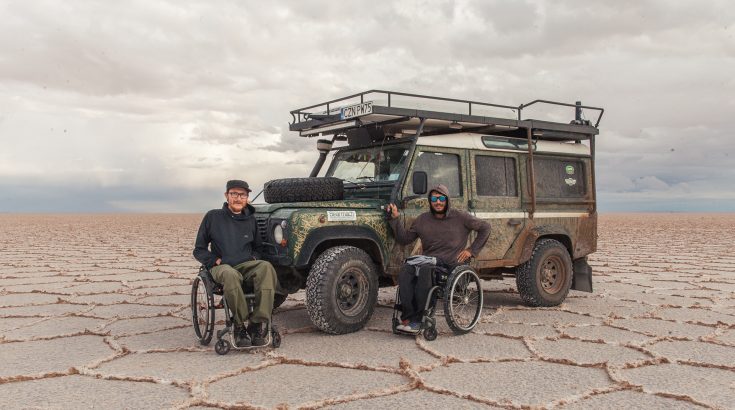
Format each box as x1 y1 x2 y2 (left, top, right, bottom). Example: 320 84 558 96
507 219 522 226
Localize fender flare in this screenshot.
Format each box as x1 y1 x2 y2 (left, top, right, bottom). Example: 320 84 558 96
295 226 387 269
517 225 573 264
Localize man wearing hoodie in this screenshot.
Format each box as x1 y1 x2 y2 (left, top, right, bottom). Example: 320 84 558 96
386 184 491 333
193 179 278 347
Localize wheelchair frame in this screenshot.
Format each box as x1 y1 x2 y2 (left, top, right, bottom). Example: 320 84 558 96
191 266 281 354
392 264 484 340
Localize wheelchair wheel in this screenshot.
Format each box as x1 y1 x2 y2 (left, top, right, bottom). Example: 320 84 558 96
214 339 230 355
443 266 483 334
423 327 437 341
271 329 281 348
191 276 216 345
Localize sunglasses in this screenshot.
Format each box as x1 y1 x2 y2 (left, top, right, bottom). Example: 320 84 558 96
430 195 447 203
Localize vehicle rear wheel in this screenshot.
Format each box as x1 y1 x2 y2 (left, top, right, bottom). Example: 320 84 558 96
191 276 215 345
443 265 483 334
263 177 343 203
305 246 378 334
516 239 573 307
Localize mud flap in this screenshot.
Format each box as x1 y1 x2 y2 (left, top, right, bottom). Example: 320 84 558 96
572 257 593 292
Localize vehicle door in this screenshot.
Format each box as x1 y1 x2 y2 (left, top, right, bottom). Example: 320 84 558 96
395 146 468 262
468 150 525 263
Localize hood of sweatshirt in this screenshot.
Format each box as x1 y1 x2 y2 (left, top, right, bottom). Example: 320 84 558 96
428 184 450 216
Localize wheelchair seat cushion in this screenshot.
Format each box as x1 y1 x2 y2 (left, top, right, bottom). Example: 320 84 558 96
406 255 437 266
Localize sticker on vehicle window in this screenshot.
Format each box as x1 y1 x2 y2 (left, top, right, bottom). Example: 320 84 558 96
565 165 575 175
327 210 357 222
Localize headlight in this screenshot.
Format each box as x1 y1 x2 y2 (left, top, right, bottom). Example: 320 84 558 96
273 225 283 244
273 220 287 246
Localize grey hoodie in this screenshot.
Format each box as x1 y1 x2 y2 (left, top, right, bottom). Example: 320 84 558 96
389 184 491 264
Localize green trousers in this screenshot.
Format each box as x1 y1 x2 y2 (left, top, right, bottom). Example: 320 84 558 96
210 260 278 326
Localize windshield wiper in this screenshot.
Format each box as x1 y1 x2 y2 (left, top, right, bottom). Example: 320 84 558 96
343 180 395 189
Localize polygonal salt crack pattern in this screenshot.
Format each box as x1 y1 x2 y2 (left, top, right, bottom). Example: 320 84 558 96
1 213 734 409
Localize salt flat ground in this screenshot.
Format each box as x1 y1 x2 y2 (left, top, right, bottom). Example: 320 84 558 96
0 213 734 409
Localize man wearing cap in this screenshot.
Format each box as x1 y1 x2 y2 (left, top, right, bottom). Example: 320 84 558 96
386 184 491 333
194 180 278 347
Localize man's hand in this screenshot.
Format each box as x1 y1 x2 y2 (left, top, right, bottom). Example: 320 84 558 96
215 258 221 266
457 249 473 263
386 203 400 219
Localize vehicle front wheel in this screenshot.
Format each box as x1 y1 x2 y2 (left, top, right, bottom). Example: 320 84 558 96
516 239 573 307
305 246 379 334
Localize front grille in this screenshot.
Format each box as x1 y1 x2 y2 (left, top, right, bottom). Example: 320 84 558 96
255 217 268 242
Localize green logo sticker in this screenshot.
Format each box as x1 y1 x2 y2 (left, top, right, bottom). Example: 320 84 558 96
565 165 575 175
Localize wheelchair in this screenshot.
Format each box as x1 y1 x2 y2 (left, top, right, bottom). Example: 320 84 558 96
392 263 483 341
190 266 281 355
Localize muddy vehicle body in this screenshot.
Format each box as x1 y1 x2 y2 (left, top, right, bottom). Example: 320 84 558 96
255 90 603 334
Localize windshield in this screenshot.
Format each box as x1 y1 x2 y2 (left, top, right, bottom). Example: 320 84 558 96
326 144 411 184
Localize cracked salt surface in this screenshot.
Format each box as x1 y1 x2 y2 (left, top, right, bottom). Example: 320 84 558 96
1 213 734 409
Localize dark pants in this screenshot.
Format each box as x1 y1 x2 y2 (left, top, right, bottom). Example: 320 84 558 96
397 264 434 322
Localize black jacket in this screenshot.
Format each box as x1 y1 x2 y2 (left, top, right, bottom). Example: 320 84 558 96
193 203 263 269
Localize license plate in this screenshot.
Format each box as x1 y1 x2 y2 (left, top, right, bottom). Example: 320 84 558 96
340 101 373 120
327 210 357 222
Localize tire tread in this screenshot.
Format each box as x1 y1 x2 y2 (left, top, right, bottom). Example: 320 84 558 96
516 238 572 307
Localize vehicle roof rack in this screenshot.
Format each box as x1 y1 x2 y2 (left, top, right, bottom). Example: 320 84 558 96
289 90 603 142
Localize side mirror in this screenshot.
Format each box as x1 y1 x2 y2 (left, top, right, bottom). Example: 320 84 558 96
412 171 427 195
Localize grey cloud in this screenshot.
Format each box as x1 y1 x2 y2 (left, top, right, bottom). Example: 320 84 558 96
0 0 733 212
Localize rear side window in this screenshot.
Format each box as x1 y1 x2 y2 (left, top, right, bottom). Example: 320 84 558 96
475 155 517 196
534 157 586 198
412 152 462 197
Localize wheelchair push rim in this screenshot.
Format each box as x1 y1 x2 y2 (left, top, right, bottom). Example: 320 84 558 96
191 275 215 345
443 267 483 334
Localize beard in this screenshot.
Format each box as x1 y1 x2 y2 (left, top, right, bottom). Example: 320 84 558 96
430 202 448 215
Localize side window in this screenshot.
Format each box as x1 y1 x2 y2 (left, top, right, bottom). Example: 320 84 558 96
475 155 517 196
534 157 586 198
412 151 462 197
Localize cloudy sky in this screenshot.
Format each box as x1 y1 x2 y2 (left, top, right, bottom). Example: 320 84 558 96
1 0 733 213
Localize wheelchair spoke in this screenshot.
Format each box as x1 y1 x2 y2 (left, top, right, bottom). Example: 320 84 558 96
196 283 207 319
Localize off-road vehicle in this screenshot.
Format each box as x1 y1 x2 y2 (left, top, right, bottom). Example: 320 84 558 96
255 90 602 334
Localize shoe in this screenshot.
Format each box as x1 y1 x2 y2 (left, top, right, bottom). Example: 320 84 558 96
247 322 267 346
405 322 421 333
234 325 252 347
396 319 410 331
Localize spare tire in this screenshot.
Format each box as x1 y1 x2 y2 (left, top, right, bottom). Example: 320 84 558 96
264 177 344 203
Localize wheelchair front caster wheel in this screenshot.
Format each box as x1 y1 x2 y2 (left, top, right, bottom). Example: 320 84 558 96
423 327 437 341
215 339 231 355
271 330 281 348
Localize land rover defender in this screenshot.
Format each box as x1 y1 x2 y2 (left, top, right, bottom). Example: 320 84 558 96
255 90 603 334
